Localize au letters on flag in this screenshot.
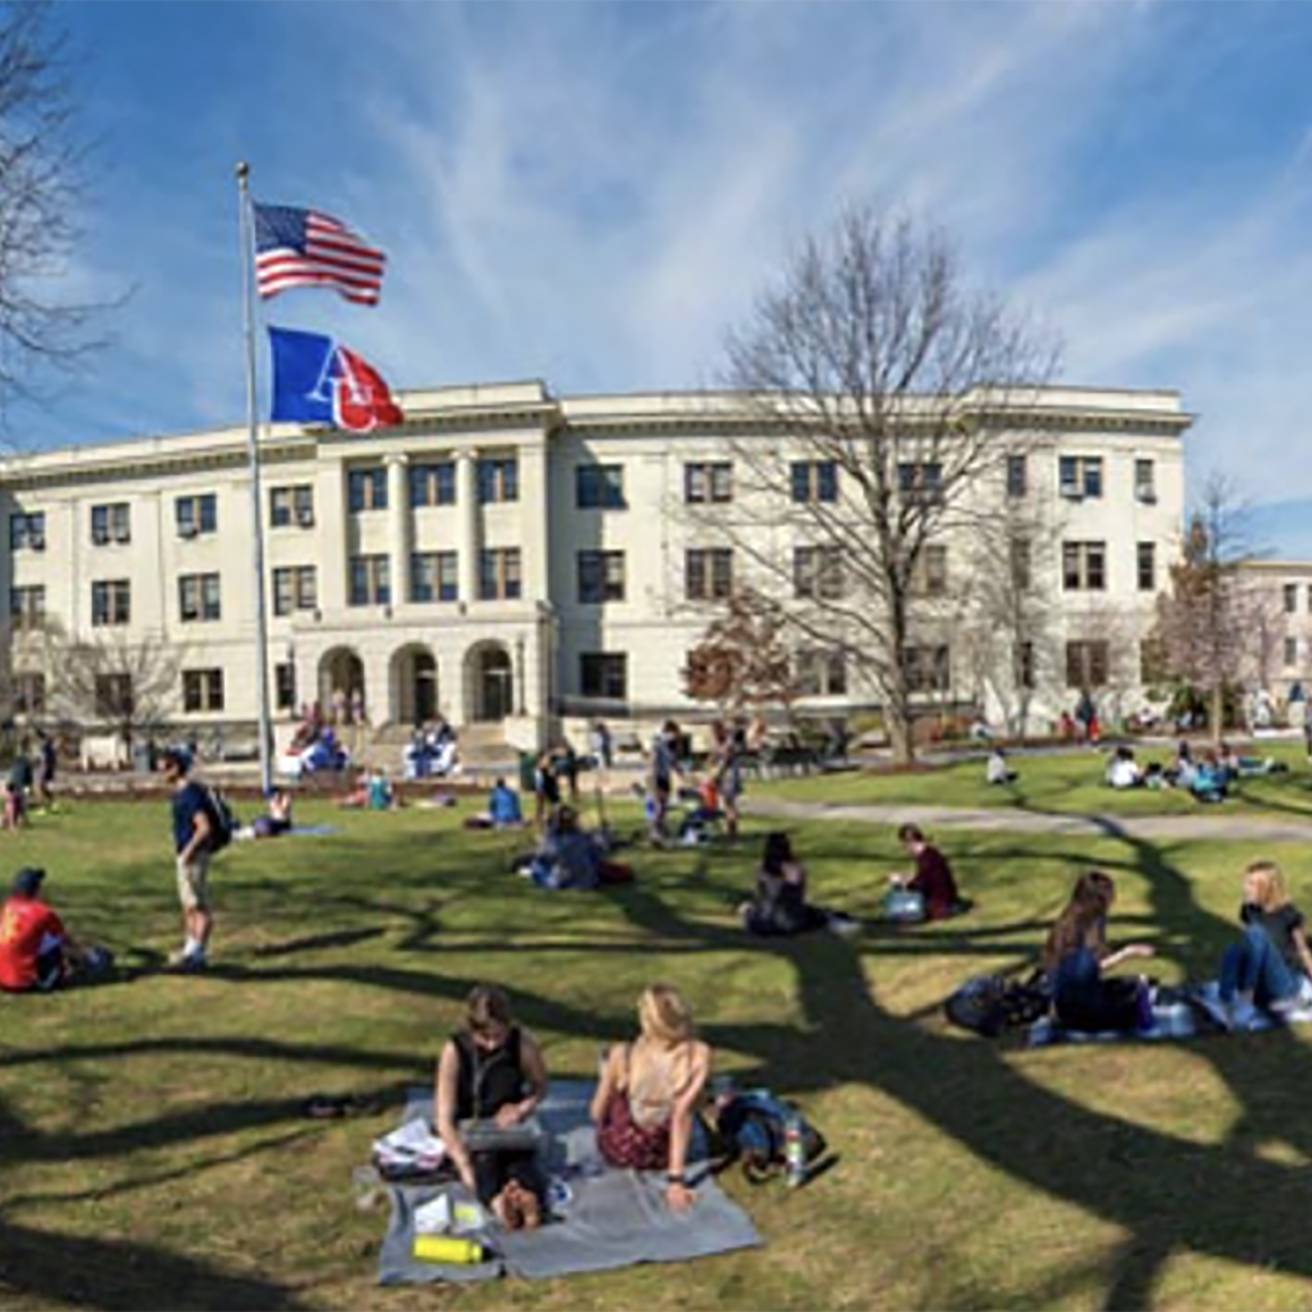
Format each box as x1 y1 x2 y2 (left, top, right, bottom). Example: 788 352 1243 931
268 327 404 433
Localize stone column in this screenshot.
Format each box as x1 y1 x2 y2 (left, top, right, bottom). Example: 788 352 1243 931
457 449 479 604
386 453 410 609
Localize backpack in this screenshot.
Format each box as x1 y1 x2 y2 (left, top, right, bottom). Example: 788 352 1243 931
715 1089 826 1184
943 972 1050 1038
200 784 237 852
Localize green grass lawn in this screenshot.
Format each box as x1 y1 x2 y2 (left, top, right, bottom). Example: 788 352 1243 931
754 739 1312 818
5 762 1312 1311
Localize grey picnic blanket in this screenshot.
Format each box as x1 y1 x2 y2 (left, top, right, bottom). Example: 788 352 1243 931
1026 981 1312 1047
377 1079 761 1285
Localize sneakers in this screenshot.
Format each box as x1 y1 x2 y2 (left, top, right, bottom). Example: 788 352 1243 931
167 948 207 973
825 912 861 938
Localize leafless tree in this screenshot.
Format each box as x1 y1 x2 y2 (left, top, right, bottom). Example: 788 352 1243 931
717 207 1059 763
954 500 1065 740
0 1 105 407
682 588 800 717
1151 474 1265 744
49 625 187 753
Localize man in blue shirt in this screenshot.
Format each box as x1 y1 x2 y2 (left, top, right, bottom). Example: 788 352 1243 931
160 749 214 970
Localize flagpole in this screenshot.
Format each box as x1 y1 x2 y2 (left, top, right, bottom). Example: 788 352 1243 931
237 161 275 796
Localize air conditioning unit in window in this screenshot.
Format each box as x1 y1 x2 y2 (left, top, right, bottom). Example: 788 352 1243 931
297 509 315 527
1059 484 1082 501
1136 488 1157 505
30 536 45 552
179 523 198 539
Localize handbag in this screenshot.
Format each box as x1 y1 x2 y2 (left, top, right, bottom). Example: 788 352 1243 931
883 887 926 923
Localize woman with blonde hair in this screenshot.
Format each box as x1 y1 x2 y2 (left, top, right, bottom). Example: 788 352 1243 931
590 984 711 1213
1217 860 1312 1025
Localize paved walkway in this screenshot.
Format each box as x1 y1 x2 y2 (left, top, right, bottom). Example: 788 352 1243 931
743 796 1312 843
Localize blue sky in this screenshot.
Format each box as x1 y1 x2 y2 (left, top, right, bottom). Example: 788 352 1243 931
12 0 1312 553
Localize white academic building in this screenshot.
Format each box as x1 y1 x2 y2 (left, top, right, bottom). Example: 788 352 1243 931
0 380 1191 759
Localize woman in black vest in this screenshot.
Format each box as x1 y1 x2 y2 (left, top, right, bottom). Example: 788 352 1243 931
434 984 549 1228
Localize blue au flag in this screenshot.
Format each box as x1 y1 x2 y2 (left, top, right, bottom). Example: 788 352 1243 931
268 326 403 433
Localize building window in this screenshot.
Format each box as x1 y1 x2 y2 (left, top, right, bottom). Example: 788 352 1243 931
796 649 847 697
1285 584 1299 615
9 512 45 551
576 464 626 509
1006 454 1028 498
182 668 225 713
478 548 521 601
275 662 297 711
175 494 217 537
477 456 518 504
270 485 314 528
347 468 387 512
915 545 948 597
9 585 45 631
580 652 628 700
791 460 838 504
91 502 131 545
1062 541 1107 591
1066 640 1110 689
1285 637 1299 668
1135 459 1156 503
685 548 733 601
578 550 626 604
348 554 390 606
897 461 944 506
903 645 950 693
410 462 456 508
91 579 131 627
411 551 458 603
13 672 45 716
179 573 222 623
1137 542 1156 593
1019 641 1036 690
1059 456 1103 500
272 566 317 616
1011 537 1032 592
685 462 732 504
94 673 134 719
793 546 844 600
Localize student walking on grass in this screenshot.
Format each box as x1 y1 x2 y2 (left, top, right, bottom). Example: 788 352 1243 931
160 748 215 971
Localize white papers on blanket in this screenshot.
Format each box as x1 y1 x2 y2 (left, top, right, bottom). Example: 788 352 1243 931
414 1193 489 1236
373 1118 446 1172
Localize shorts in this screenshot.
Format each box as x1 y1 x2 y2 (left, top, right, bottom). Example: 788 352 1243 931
176 850 212 913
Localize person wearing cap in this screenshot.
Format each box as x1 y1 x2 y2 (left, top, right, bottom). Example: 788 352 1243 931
0 868 86 991
159 748 215 970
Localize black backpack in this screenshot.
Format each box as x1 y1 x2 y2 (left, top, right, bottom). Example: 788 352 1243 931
944 972 1049 1037
200 785 237 852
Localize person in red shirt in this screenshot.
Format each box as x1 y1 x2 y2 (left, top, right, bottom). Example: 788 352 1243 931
889 824 966 921
0 867 82 992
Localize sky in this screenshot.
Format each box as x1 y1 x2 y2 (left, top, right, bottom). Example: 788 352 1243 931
9 0 1312 554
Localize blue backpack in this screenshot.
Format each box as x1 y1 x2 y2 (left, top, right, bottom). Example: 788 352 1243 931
715 1089 826 1184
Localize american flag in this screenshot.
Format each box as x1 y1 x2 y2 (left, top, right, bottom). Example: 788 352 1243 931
253 203 386 305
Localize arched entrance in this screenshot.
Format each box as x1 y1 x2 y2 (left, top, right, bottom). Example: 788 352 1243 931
391 645 438 726
319 647 365 719
466 642 513 723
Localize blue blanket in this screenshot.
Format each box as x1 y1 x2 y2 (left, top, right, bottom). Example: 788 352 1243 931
377 1079 760 1285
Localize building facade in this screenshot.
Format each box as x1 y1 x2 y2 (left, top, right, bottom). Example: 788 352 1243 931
0 381 1190 752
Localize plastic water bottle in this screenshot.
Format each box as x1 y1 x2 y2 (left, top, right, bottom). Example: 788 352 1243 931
783 1111 807 1188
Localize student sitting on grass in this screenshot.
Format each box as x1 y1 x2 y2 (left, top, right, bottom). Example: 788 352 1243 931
888 824 967 920
434 984 548 1231
591 985 711 1214
1213 860 1312 1028
986 748 1017 786
1041 871 1155 1034
251 787 293 839
739 832 857 937
1106 746 1144 789
0 868 109 992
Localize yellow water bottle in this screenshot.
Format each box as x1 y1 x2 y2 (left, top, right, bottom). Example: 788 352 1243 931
413 1234 485 1265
